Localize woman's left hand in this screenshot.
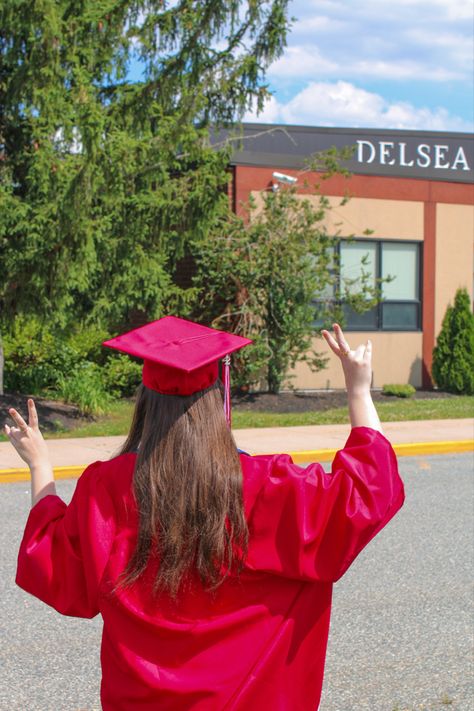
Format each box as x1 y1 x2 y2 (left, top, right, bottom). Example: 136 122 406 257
4 399 50 468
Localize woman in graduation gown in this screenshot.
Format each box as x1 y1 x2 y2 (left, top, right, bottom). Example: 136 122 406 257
6 318 404 710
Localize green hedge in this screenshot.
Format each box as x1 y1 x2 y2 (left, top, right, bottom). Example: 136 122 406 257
382 383 416 398
4 317 141 415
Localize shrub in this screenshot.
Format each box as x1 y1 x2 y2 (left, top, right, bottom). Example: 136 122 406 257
4 318 114 397
432 288 474 395
67 325 111 365
57 362 112 417
382 383 416 398
4 317 79 394
103 354 142 398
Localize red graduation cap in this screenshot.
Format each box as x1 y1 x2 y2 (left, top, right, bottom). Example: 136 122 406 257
103 316 252 425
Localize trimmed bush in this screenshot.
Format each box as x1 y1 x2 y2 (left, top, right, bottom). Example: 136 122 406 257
57 362 112 417
432 288 474 395
67 325 111 365
103 354 142 398
3 318 121 406
4 317 79 394
382 383 416 398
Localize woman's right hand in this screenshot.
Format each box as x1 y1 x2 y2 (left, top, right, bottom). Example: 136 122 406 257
321 324 372 396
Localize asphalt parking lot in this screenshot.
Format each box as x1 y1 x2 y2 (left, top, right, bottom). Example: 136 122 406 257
1 452 472 711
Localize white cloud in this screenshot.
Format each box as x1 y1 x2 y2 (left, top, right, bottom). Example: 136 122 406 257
282 0 473 84
268 52 462 82
291 13 348 33
405 28 473 65
268 46 337 79
244 81 473 131
392 0 473 20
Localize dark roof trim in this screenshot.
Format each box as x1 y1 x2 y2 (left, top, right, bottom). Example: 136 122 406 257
215 123 474 184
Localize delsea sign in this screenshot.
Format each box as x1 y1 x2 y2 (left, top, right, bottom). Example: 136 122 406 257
229 125 474 183
356 139 470 173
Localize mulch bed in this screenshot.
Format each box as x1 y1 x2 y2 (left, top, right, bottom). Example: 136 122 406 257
1 393 88 434
231 388 455 413
1 388 460 434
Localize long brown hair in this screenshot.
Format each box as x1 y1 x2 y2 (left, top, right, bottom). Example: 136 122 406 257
119 382 248 598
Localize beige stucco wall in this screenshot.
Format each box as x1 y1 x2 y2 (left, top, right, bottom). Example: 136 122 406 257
435 203 474 337
321 196 424 240
251 193 424 240
251 191 425 389
288 332 423 390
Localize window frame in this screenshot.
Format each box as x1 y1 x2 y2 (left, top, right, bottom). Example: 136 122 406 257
315 237 423 332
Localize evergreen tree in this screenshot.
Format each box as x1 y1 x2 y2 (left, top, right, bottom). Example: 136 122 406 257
0 1 291 392
432 288 474 395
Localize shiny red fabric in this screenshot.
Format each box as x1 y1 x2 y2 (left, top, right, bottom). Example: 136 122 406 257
16 427 404 710
103 316 252 397
142 359 218 396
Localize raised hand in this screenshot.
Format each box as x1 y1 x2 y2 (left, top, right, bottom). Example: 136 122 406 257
322 324 381 432
5 399 50 468
321 324 372 396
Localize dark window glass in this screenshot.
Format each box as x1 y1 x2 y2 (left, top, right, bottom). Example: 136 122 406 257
313 239 422 332
343 303 378 329
382 303 419 330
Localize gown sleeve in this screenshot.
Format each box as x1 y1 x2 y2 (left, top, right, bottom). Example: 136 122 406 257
244 426 405 582
16 461 116 618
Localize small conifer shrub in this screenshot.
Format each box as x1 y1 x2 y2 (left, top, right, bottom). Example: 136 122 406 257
382 384 416 398
432 288 474 395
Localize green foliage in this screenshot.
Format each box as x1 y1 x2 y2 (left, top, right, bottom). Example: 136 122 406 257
194 179 381 393
103 354 142 398
57 362 112 417
432 288 474 395
67 325 111 365
0 0 291 335
4 317 79 393
382 383 416 398
3 317 123 404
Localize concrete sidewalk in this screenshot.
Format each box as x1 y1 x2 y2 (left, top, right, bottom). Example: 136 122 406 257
1 418 472 482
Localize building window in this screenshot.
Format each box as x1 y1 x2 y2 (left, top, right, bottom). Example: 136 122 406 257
315 239 422 331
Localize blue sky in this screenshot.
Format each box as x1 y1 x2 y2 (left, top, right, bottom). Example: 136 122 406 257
127 0 473 132
243 0 473 131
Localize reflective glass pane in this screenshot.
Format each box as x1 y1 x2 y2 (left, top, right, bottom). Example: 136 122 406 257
382 243 418 300
340 242 377 295
342 303 378 329
313 246 337 299
382 303 418 329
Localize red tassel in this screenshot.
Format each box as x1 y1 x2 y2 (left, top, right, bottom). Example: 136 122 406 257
223 355 231 428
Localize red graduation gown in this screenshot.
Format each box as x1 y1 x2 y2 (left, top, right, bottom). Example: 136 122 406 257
16 427 404 710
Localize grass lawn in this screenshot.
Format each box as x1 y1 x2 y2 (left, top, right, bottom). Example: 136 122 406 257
31 395 474 439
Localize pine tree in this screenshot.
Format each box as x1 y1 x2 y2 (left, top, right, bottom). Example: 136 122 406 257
0 1 291 390
1 2 291 323
432 288 474 395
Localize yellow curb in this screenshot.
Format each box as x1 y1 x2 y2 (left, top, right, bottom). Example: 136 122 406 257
0 465 86 484
286 440 474 464
0 441 472 482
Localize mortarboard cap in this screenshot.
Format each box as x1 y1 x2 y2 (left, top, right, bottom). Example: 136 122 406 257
102 316 252 397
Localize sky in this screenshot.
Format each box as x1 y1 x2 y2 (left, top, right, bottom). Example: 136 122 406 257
127 0 473 133
243 0 474 132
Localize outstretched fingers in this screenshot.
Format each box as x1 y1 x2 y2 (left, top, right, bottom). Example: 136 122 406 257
321 329 340 355
322 323 352 358
7 408 28 432
28 399 39 430
333 324 351 356
363 339 372 362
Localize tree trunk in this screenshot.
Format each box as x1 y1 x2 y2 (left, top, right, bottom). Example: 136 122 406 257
267 361 282 394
